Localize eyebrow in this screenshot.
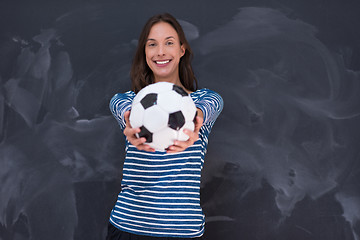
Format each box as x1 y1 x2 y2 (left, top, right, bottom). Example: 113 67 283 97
147 36 175 41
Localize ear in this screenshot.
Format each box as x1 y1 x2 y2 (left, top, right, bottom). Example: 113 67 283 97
180 45 186 57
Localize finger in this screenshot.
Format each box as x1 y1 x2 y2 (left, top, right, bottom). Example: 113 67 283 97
126 126 141 135
126 135 155 152
130 137 147 146
194 116 203 133
141 145 156 152
136 142 155 152
123 126 140 139
166 145 184 153
123 111 155 152
171 138 192 152
124 111 132 127
183 128 198 143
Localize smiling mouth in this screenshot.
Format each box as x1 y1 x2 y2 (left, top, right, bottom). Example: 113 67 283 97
155 60 171 65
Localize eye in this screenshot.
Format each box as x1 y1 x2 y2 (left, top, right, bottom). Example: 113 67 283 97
166 41 174 46
147 42 156 47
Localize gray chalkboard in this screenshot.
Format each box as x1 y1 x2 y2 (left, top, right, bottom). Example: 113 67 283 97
0 0 359 239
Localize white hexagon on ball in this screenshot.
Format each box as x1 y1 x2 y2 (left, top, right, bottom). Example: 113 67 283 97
145 81 173 95
180 97 197 121
143 105 169 133
150 127 178 150
129 102 144 128
157 90 182 113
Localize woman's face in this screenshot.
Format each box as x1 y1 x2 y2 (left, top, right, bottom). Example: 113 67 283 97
145 21 185 84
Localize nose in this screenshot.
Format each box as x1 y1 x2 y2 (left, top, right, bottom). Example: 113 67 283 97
157 45 165 56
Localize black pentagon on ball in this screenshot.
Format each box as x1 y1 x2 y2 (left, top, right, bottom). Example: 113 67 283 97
141 93 158 109
168 111 185 130
172 85 188 96
138 126 153 143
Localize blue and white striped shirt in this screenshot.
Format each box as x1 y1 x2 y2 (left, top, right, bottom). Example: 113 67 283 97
109 88 223 238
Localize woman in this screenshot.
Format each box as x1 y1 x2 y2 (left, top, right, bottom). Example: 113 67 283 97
108 13 223 239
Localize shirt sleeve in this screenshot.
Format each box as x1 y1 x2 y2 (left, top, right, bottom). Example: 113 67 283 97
109 91 135 130
193 89 224 126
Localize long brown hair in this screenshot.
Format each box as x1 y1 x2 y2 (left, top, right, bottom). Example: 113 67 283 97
130 13 198 93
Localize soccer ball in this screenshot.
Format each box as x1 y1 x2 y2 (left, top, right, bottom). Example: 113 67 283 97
129 82 197 151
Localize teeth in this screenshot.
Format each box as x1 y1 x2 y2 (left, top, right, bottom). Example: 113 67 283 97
156 60 170 64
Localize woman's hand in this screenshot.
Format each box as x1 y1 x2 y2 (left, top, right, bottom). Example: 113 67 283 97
166 109 204 153
123 111 155 152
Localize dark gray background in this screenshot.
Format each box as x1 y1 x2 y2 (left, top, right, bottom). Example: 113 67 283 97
1 0 360 239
